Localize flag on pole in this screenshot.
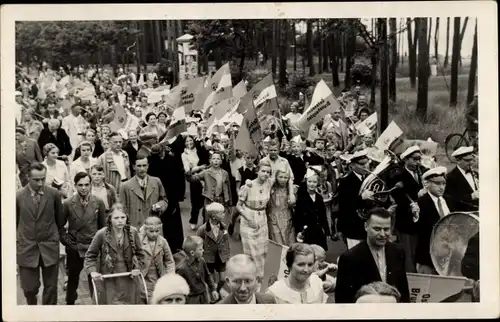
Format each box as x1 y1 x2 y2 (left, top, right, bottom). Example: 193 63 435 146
237 73 275 114
206 97 240 127
262 240 290 291
294 80 342 132
160 106 187 144
375 120 403 151
178 76 205 113
192 63 232 112
232 80 248 99
234 117 259 157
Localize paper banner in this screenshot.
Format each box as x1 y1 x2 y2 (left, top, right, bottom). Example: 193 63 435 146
375 121 403 152
407 273 469 303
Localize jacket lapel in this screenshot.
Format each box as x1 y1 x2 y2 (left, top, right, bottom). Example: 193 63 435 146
140 235 154 257
145 177 156 201
36 188 48 219
131 177 145 201
385 243 398 286
360 241 383 282
70 195 85 221
23 188 37 219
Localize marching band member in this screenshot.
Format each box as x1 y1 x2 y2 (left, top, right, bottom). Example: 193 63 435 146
445 146 479 212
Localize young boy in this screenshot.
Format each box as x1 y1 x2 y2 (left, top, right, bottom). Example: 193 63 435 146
196 203 230 284
139 216 175 303
175 236 219 304
310 244 337 293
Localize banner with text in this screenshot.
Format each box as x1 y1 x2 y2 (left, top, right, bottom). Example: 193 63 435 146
407 273 469 303
262 240 289 291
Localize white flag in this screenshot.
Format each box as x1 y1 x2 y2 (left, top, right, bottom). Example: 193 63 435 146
253 84 277 108
375 121 403 151
355 112 378 136
294 80 341 132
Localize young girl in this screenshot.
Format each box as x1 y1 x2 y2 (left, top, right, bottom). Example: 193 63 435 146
294 168 330 251
196 203 230 284
175 236 219 304
317 165 334 238
267 169 296 246
310 244 337 293
139 216 175 303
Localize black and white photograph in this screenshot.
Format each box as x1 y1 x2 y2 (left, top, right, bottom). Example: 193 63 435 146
1 2 498 321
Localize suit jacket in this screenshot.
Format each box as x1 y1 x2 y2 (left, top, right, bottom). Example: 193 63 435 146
337 172 366 240
97 149 131 191
119 175 167 228
192 167 232 205
124 140 142 176
415 193 452 267
445 166 478 212
461 232 479 281
330 119 349 151
38 128 73 157
138 229 175 277
16 138 43 186
217 292 277 304
196 221 230 264
294 186 329 250
59 194 107 258
286 153 307 186
392 167 424 234
16 186 64 268
335 241 410 303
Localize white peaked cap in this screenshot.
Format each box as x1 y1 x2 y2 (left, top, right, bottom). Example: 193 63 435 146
350 149 369 163
400 145 421 159
422 166 447 180
291 135 303 144
263 136 272 142
451 146 474 158
304 168 319 180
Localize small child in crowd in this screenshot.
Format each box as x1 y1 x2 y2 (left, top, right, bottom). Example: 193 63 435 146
175 236 219 304
139 216 175 303
196 203 230 284
310 244 337 293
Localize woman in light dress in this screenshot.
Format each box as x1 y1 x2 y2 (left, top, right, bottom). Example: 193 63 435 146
267 243 328 304
41 143 72 199
267 168 296 246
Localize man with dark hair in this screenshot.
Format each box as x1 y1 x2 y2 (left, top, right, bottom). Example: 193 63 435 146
58 171 106 304
335 207 410 303
119 153 168 228
16 163 64 305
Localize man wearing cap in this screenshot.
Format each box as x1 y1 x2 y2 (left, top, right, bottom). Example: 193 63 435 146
415 166 452 274
445 146 479 212
337 150 371 249
391 145 425 273
16 126 43 187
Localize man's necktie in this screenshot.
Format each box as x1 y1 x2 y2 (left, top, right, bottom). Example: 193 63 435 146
437 198 445 218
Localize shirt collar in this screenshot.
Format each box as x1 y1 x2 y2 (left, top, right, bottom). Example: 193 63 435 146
28 185 44 196
457 165 471 176
428 192 443 204
367 242 385 257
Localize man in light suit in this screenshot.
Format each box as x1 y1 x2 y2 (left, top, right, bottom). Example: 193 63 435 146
325 109 349 152
217 254 277 304
16 162 64 305
59 171 106 304
335 208 410 303
119 154 168 228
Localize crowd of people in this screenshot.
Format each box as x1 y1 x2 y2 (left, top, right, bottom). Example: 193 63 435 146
15 61 480 306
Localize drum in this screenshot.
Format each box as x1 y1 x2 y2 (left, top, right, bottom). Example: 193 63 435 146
430 212 479 277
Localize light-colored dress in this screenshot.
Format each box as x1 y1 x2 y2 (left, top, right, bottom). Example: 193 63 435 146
267 186 295 246
266 274 328 304
238 179 271 278
42 159 73 197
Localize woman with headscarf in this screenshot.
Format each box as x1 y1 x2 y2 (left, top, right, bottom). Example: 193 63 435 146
84 203 145 304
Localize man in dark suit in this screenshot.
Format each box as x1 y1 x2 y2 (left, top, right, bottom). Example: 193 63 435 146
335 207 410 303
337 150 371 249
286 135 307 186
16 126 43 187
16 162 64 305
415 166 452 275
123 129 142 176
392 145 425 273
217 254 276 304
445 146 479 212
59 171 106 304
37 119 73 159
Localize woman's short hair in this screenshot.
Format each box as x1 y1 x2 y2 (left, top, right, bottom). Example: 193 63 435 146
285 243 315 268
145 112 157 122
79 140 93 151
43 143 59 156
182 235 203 253
257 159 272 173
157 112 167 118
354 281 401 303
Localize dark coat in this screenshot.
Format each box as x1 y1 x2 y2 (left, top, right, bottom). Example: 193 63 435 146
391 168 424 235
124 140 142 176
444 166 479 212
415 193 453 267
335 241 410 303
286 153 307 185
16 138 43 187
294 186 329 250
16 185 64 268
303 150 325 167
217 292 277 304
175 253 217 296
59 194 107 258
196 221 230 264
337 172 366 240
38 128 73 157
461 232 479 281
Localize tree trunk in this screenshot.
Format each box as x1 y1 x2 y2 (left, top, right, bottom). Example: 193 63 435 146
329 33 340 87
427 18 432 77
444 17 450 67
370 48 377 108
407 18 417 88
272 19 278 75
214 47 222 69
318 20 323 74
467 19 478 105
450 17 461 107
134 21 141 74
416 18 429 120
434 17 440 60
155 21 163 60
307 20 315 76
292 21 297 72
389 18 397 103
400 18 405 65
279 19 288 87
344 22 355 89
110 44 118 77
339 32 344 73
458 17 469 67
379 18 389 131
323 33 329 73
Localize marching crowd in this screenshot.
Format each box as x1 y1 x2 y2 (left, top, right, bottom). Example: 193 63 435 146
15 62 480 306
